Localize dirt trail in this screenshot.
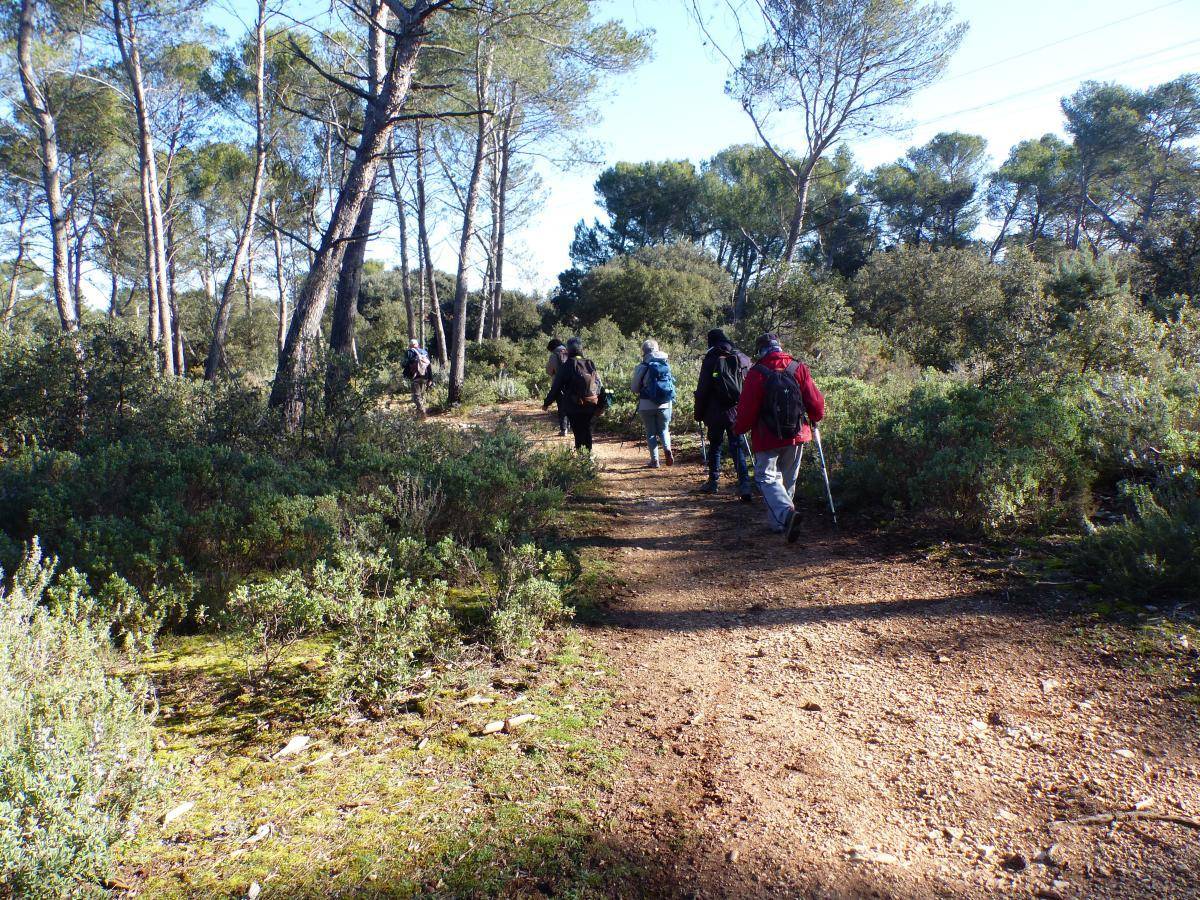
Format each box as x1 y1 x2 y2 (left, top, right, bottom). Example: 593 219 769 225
503 402 1200 898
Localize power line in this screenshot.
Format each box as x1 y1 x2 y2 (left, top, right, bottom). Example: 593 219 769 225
915 37 1200 128
946 0 1187 82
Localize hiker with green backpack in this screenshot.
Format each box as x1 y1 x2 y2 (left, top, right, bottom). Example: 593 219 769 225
630 339 676 468
543 336 602 451
694 328 753 499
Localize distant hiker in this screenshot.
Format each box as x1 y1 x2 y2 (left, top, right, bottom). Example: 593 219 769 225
545 338 571 436
543 336 602 451
402 338 433 417
694 328 752 498
631 338 676 468
734 333 825 541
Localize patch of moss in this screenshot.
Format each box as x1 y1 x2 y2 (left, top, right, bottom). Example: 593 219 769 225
116 629 631 897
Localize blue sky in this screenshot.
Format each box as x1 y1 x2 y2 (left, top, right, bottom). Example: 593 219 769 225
494 0 1200 291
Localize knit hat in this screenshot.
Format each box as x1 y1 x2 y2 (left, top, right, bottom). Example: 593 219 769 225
707 328 729 347
565 336 583 356
754 332 782 357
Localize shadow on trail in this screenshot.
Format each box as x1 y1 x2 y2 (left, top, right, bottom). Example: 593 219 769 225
255 818 964 900
597 587 1028 635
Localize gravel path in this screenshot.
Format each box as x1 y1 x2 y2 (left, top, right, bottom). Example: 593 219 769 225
513 402 1200 898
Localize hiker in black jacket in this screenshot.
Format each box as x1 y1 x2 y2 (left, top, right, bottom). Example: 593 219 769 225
694 328 752 499
543 337 601 451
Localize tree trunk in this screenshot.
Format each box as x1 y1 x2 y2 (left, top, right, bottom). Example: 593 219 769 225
447 48 493 404
269 200 289 356
106 220 122 317
17 0 76 331
3 191 32 330
164 176 185 374
477 163 497 344
204 0 269 379
269 0 438 429
415 121 448 366
415 201 427 346
328 193 371 362
387 151 416 338
326 0 391 400
489 98 514 340
114 0 174 374
732 244 756 320
781 157 817 265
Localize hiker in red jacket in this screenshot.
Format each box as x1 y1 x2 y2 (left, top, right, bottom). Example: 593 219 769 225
734 333 825 541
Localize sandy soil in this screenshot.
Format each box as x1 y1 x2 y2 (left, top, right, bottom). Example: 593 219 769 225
502 401 1200 899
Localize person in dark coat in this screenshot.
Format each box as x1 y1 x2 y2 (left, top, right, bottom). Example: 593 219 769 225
545 338 570 436
542 337 601 451
694 328 752 498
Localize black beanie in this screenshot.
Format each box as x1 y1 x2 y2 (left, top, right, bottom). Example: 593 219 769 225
707 328 729 347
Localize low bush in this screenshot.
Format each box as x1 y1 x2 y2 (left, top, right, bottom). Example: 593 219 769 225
0 440 342 621
489 544 573 657
328 562 459 712
1076 470 1200 601
823 375 1093 533
0 542 159 898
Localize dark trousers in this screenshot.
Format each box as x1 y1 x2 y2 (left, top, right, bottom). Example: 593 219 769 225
555 401 571 434
707 420 751 486
567 410 596 450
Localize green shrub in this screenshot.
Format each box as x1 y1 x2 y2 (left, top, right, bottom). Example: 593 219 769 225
327 555 459 711
489 545 573 657
824 376 1093 532
44 568 178 653
0 441 342 619
1076 470 1200 601
0 322 266 455
227 566 330 685
0 542 159 898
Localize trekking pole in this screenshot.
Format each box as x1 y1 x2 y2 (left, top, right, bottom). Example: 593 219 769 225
698 420 708 466
813 426 837 526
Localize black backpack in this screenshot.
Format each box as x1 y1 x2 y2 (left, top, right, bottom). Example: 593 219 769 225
568 358 600 406
754 361 806 439
710 350 745 408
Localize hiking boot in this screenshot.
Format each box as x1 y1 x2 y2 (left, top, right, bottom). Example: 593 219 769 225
663 447 675 467
737 479 753 503
702 478 719 494
785 507 803 543
558 427 568 436
646 459 660 469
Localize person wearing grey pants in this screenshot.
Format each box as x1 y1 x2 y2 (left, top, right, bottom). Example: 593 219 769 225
755 443 804 532
630 339 675 468
734 333 826 540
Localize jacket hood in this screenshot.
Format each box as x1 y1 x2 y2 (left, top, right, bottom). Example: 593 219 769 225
644 350 669 362
757 349 795 370
710 340 737 356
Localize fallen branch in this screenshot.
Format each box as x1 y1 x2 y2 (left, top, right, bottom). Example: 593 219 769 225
1053 810 1200 830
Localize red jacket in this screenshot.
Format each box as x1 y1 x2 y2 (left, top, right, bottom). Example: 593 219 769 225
733 351 825 453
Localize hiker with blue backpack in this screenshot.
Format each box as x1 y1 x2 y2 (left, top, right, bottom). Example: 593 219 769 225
734 333 826 542
631 339 676 468
694 328 753 499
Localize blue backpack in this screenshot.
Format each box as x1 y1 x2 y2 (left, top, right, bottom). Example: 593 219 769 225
640 358 675 404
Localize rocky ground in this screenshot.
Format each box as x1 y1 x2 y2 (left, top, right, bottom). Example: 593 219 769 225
512 401 1200 899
